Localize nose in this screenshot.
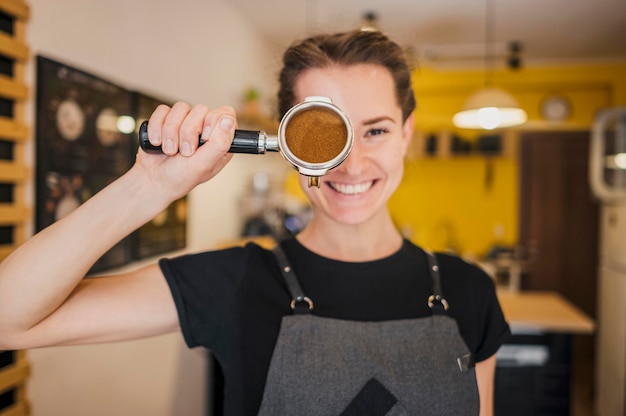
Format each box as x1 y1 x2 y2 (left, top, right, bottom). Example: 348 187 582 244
337 139 368 176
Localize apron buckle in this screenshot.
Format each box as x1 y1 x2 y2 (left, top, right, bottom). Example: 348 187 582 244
428 294 449 311
290 296 314 311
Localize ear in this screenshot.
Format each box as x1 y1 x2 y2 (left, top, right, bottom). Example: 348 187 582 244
400 112 415 154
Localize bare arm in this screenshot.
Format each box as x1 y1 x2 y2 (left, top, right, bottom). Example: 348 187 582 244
0 103 236 350
475 354 497 416
2 264 180 349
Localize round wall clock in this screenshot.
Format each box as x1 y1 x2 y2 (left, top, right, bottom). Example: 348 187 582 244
540 95 572 121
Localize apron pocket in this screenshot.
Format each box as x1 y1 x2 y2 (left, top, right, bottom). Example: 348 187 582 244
340 378 408 416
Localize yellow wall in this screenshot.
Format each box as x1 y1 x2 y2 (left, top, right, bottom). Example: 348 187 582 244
410 63 626 131
389 63 626 257
390 156 518 258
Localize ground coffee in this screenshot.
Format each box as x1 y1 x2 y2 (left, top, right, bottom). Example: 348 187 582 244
284 107 347 164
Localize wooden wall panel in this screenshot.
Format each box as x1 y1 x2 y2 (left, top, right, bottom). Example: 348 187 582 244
0 0 29 260
0 1 31 416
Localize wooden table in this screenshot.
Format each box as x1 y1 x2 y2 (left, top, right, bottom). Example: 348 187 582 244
497 290 595 334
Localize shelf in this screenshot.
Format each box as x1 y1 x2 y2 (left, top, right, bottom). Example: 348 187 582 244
407 129 519 160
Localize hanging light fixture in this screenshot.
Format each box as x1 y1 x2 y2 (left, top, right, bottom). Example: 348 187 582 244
360 11 379 32
453 0 527 130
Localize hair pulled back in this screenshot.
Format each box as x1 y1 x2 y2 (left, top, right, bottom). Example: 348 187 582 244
278 30 416 122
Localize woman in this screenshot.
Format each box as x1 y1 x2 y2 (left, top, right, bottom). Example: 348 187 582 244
0 30 509 415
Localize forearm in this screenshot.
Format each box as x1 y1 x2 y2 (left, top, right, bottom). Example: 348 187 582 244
0 165 171 341
0 103 237 348
476 354 496 416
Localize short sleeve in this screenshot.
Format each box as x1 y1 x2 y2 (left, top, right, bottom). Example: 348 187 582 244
474 281 511 362
439 254 511 363
159 246 249 349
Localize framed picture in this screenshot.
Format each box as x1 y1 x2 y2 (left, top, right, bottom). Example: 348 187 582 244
35 56 135 273
35 56 189 272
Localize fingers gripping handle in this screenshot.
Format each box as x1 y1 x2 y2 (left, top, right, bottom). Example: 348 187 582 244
138 120 266 155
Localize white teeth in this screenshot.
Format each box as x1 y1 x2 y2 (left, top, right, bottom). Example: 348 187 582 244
329 181 373 195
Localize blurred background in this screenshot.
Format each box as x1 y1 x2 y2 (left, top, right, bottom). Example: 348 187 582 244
0 0 624 415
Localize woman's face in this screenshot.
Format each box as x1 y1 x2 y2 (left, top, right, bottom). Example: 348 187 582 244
293 64 414 226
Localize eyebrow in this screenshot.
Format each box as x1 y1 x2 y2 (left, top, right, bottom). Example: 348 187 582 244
362 116 396 125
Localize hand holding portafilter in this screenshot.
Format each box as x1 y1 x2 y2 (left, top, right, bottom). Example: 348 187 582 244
138 96 354 187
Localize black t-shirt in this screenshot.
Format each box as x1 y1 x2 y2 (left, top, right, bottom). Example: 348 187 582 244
160 237 511 416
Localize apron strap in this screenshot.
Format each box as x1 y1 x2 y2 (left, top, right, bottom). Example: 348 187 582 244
425 251 449 315
425 251 473 370
272 244 314 314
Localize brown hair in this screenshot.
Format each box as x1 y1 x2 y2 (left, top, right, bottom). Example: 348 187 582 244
277 29 416 122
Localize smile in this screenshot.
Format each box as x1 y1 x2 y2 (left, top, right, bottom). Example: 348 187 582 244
328 181 374 195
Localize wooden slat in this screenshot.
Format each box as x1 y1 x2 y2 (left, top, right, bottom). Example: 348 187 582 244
0 32 28 62
0 76 27 101
0 2 30 413
0 401 30 416
0 161 27 182
0 245 16 261
0 117 28 142
12 16 26 90
0 0 29 21
0 359 29 393
12 224 24 247
0 205 28 224
9 354 29 413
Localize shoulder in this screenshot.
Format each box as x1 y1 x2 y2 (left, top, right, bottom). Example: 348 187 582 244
433 252 510 360
433 251 498 316
434 252 495 292
161 240 275 267
156 241 289 352
159 241 279 287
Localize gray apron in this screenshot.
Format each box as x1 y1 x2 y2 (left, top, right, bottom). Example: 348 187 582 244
257 246 480 415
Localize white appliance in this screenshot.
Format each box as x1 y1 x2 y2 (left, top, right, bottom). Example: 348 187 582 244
589 106 626 416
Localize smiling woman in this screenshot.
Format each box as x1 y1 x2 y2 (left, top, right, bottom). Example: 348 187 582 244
291 63 413 233
0 29 510 416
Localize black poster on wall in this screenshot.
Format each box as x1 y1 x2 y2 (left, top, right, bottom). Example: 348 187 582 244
35 56 135 273
35 56 188 273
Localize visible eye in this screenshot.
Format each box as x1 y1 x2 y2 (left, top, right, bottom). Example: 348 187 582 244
366 127 389 137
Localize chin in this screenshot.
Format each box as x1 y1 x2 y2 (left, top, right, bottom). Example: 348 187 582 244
326 204 384 226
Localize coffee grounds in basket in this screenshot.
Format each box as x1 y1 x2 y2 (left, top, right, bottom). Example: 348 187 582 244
284 107 347 164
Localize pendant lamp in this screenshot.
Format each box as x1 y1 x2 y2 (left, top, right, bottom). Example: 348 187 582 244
453 0 527 130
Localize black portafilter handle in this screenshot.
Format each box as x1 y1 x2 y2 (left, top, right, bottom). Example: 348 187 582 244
138 120 266 154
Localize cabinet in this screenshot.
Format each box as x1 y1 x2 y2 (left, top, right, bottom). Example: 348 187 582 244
495 333 572 415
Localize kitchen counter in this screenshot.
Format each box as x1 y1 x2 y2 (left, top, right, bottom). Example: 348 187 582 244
496 290 594 334
494 291 594 415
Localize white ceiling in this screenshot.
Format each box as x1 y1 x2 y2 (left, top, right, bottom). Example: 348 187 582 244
229 0 626 68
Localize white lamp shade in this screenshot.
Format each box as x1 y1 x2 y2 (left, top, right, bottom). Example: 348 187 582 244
453 87 528 130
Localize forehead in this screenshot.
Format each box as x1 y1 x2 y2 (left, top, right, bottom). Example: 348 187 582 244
293 64 400 119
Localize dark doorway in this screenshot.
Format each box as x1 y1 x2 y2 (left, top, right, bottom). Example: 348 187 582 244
518 130 599 415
